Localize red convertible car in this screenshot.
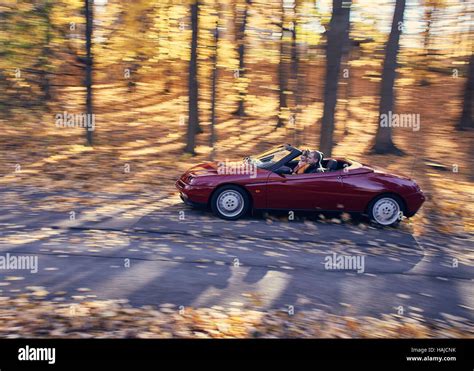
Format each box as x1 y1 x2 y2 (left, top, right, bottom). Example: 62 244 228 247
176 145 425 226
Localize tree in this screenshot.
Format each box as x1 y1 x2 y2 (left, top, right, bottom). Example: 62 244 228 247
290 0 301 143
85 0 94 146
0 1 59 111
372 0 406 154
35 0 53 103
419 0 445 85
458 53 473 130
319 0 351 156
234 0 251 117
185 0 200 154
276 1 289 128
210 5 221 158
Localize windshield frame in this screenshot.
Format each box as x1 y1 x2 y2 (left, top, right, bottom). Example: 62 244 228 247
269 146 301 172
248 145 301 172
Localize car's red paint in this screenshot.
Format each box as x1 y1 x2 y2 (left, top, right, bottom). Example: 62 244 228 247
176 162 270 208
176 153 425 218
265 169 344 211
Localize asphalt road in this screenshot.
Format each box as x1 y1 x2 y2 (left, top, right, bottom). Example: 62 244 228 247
0 186 472 325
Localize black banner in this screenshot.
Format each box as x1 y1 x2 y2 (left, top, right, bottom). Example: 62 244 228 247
0 339 471 368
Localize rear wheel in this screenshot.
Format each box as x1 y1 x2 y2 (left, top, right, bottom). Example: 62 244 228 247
211 185 250 220
368 195 403 227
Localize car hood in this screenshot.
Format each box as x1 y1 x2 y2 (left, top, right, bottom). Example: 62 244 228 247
186 162 220 176
183 161 267 181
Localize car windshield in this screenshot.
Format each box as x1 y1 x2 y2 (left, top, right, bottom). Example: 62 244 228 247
247 146 292 169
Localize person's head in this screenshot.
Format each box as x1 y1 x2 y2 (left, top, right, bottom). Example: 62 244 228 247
300 149 310 163
308 151 322 165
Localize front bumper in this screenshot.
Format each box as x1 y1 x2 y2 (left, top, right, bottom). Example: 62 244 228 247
179 193 206 208
175 179 209 208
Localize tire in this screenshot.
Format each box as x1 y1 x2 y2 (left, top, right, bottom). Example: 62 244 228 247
368 194 404 227
211 185 250 220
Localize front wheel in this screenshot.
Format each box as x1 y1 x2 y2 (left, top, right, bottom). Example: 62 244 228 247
211 185 250 220
368 195 404 227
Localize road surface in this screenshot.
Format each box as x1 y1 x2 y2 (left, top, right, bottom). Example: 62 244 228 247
0 186 472 326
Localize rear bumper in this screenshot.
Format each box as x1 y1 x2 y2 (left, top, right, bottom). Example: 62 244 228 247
405 191 426 217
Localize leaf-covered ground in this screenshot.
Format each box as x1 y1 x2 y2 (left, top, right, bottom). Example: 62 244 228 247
1 297 472 339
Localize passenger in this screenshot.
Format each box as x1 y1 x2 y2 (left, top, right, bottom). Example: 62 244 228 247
293 149 310 174
305 151 325 173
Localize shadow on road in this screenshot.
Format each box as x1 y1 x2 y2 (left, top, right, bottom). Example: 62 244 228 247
0 193 471 325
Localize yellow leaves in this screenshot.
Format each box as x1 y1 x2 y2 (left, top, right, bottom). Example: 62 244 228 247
32 290 49 298
4 276 24 281
0 297 470 338
44 154 69 164
67 144 94 153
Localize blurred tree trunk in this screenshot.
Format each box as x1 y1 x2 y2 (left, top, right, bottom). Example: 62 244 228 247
85 0 94 146
210 11 220 158
163 2 172 94
458 53 473 130
319 0 351 156
419 1 444 86
234 0 250 117
37 1 52 103
372 0 406 154
419 4 433 86
291 1 301 144
185 0 200 154
342 40 353 136
423 7 433 52
277 2 288 128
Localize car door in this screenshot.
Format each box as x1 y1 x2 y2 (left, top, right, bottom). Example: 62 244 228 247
265 170 345 211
